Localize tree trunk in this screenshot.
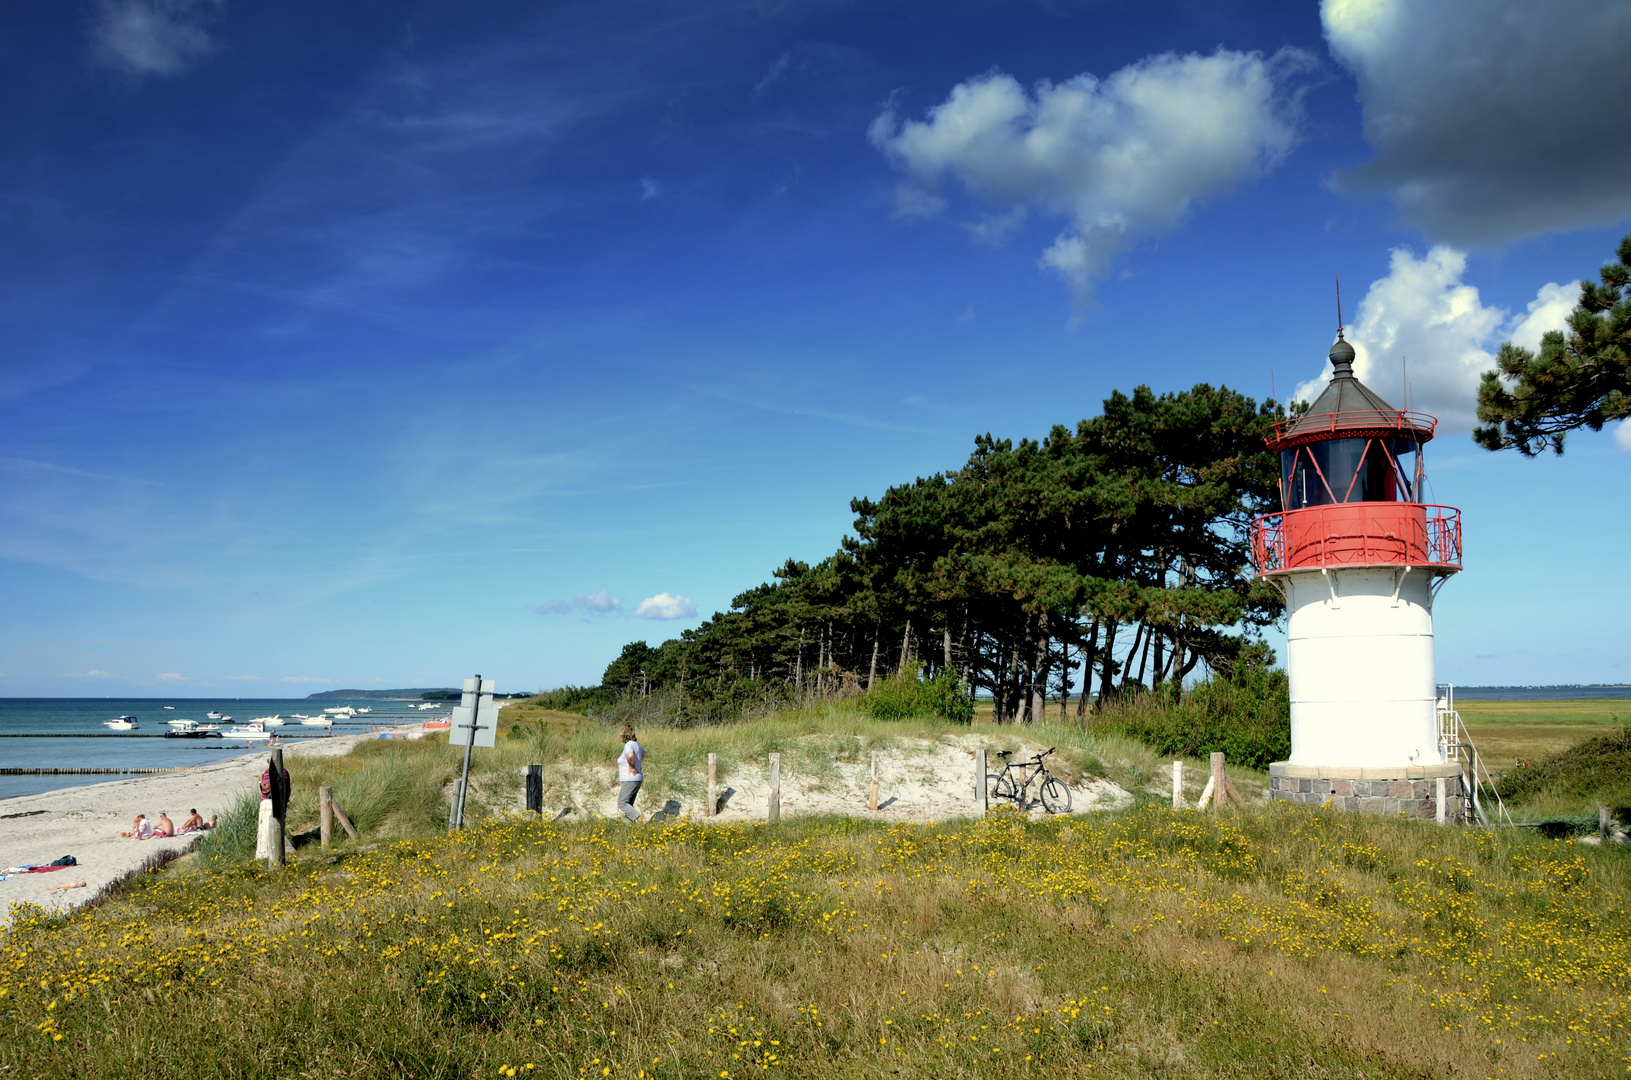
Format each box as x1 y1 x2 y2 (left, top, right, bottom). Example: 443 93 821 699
793 627 804 687
1076 615 1099 720
1097 620 1119 706
943 625 953 672
1029 611 1050 724
899 618 913 672
1134 621 1153 690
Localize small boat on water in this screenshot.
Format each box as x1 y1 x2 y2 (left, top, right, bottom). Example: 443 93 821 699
222 724 271 740
103 715 139 730
355 707 372 714
299 716 331 727
164 727 221 739
253 715 285 726
417 702 440 710
323 706 355 717
166 718 201 732
163 705 175 710
206 711 232 721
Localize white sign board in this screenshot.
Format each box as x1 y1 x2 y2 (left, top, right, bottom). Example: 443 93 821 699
449 678 498 748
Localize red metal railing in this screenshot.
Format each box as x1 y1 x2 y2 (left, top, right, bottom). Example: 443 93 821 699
1251 503 1461 575
1268 409 1437 449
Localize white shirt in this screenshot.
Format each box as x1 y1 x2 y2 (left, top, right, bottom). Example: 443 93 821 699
618 740 645 782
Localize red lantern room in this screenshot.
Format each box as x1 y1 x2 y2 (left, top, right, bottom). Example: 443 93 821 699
1252 335 1462 575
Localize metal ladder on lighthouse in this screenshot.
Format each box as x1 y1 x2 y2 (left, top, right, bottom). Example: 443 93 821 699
1436 684 1513 827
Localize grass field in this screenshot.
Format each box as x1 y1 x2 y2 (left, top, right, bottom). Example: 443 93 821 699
1458 699 1631 771
5 801 1629 1079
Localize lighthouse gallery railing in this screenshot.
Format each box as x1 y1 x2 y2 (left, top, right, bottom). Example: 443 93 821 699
1250 503 1462 574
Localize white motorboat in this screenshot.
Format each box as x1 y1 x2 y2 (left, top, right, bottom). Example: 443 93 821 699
206 711 231 721
323 706 355 717
355 707 372 714
417 702 440 710
163 705 175 710
166 716 198 729
299 716 331 727
103 715 139 731
253 715 285 726
222 724 271 740
289 713 311 720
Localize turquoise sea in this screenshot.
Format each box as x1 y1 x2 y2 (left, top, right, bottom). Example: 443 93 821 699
0 698 438 801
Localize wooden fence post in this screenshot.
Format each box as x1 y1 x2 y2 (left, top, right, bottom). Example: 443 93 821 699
1209 752 1224 811
449 780 463 832
319 785 333 850
330 798 358 840
1171 761 1184 809
525 764 543 814
706 753 717 818
869 751 879 812
1436 777 1447 825
1602 806 1613 841
975 748 987 814
767 753 781 823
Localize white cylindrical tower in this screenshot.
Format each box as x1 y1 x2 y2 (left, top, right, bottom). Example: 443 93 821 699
1252 335 1464 818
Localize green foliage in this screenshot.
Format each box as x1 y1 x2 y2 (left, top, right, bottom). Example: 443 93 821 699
533 685 616 714
1476 232 1631 455
1494 719 1631 819
860 665 974 723
1091 663 1291 770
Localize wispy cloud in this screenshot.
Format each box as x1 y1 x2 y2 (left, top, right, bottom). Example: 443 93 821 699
82 670 117 679
634 592 696 620
158 671 187 681
535 589 623 616
223 675 262 681
90 0 224 78
280 675 336 684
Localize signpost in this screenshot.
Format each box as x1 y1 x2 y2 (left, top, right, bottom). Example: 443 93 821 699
449 675 497 830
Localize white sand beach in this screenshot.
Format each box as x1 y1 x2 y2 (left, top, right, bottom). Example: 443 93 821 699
0 731 383 927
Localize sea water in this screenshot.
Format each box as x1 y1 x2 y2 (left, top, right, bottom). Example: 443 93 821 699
0 698 435 801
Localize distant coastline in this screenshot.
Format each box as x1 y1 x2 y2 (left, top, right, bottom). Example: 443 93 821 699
1449 684 1631 701
304 687 457 700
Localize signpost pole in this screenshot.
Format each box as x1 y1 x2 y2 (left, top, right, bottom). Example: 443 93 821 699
453 674 480 830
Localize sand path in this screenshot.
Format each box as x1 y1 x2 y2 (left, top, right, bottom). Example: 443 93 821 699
0 731 381 927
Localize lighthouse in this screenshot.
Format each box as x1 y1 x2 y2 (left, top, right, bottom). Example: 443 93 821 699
1252 333 1465 820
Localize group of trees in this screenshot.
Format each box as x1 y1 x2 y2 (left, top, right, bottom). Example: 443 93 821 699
598 383 1286 724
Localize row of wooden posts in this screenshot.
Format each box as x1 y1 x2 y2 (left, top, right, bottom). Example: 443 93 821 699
515 749 1246 818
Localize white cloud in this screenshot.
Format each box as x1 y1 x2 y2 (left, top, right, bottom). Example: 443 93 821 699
90 0 223 78
633 592 696 620
1322 0 1631 243
223 674 262 681
158 672 186 681
83 669 117 679
1616 420 1631 454
1291 246 1578 433
870 49 1310 303
280 675 336 684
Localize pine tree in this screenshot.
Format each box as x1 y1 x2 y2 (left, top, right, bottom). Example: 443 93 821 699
1474 233 1631 455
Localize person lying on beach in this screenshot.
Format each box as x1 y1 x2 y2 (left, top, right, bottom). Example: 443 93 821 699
152 812 175 838
119 814 149 839
180 809 205 833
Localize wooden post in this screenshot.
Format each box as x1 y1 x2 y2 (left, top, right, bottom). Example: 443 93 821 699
268 749 287 869
1602 806 1613 841
1171 761 1184 809
449 779 463 832
869 751 879 812
706 753 717 818
319 785 333 849
525 764 543 814
1435 777 1447 825
975 748 988 814
1223 773 1245 807
330 799 358 840
767 753 781 823
1209 752 1225 811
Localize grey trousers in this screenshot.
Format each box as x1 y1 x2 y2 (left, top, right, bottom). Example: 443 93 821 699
618 780 642 821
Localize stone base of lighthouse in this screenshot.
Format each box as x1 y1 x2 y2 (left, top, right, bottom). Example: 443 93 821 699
1269 762 1465 823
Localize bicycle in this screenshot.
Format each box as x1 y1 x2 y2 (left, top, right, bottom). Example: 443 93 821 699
985 747 1072 814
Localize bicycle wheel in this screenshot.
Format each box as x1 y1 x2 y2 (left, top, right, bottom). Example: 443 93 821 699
1040 776 1072 814
986 772 1016 805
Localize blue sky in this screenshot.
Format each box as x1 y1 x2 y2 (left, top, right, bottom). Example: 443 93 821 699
2 0 1628 697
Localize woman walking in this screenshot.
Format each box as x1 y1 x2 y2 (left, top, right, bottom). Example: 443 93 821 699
617 724 645 822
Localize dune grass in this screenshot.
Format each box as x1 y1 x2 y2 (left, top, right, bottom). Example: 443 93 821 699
5 801 1629 1079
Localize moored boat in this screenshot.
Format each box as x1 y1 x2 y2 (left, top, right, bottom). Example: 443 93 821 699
222 724 271 740
253 715 284 726
299 716 331 727
103 715 139 730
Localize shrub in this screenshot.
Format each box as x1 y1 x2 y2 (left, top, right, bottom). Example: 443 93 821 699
1090 666 1290 769
861 665 973 723
533 685 616 714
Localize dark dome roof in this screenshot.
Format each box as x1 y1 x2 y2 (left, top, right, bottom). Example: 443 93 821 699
1269 333 1436 448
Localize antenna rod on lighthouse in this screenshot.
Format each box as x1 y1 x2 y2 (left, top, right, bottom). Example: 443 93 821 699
1336 273 1344 338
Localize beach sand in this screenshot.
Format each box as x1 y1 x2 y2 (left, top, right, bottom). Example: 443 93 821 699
0 731 384 927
